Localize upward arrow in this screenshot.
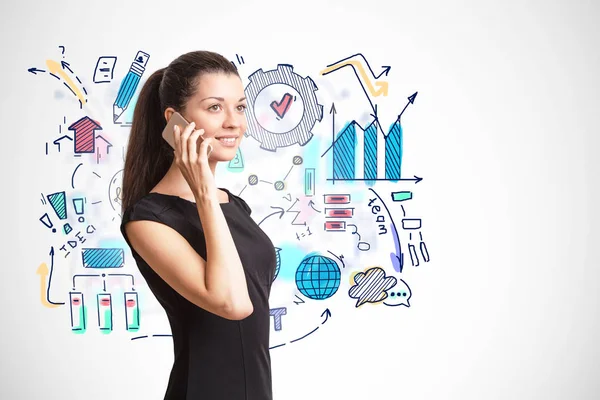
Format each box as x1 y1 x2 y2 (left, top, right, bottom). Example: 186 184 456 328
396 92 418 123
321 308 332 324
37 246 64 307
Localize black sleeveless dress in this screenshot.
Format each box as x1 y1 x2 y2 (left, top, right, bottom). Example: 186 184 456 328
120 188 276 399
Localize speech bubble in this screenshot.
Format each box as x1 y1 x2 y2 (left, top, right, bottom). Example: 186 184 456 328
383 279 412 307
348 267 397 307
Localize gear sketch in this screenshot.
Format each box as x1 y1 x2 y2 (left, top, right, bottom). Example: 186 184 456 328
244 64 324 151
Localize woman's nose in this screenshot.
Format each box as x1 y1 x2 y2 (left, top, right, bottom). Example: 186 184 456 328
223 110 243 128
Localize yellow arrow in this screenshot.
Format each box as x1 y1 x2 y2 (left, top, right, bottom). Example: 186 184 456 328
320 60 389 97
45 60 87 105
36 263 60 308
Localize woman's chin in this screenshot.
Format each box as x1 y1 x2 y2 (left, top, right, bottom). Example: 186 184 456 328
211 147 239 162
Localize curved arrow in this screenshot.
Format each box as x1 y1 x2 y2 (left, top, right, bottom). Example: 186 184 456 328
308 200 322 213
368 188 404 272
321 60 388 97
258 206 285 227
45 60 86 104
324 53 391 79
37 247 64 307
321 308 332 324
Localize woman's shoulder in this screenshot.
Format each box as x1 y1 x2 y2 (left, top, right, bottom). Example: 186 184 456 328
224 188 252 215
121 193 175 224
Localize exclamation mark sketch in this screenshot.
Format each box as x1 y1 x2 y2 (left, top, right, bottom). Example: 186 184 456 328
46 191 67 219
40 191 72 234
72 197 86 223
38 214 57 233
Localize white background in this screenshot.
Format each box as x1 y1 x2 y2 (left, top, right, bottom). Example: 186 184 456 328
1 0 599 399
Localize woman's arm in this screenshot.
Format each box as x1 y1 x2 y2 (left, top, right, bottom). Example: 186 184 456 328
128 118 252 320
124 198 253 320
194 192 253 318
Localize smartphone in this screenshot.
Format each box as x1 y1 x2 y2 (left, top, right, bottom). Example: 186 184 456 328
162 112 211 156
162 111 191 149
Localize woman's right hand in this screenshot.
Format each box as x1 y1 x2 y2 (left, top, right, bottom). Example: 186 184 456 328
173 120 218 201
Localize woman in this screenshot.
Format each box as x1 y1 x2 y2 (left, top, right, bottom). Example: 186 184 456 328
120 50 276 399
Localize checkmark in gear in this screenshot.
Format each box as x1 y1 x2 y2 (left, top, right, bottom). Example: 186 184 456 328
270 93 294 119
244 64 324 152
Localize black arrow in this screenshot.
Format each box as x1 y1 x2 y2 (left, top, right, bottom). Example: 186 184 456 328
28 67 46 74
321 308 332 324
308 200 321 213
258 207 285 227
47 247 64 305
326 175 423 184
61 61 74 74
395 92 418 123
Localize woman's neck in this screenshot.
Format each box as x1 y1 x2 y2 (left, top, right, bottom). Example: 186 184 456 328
152 161 218 200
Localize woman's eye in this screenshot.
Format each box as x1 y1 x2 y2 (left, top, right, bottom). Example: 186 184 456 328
208 104 246 112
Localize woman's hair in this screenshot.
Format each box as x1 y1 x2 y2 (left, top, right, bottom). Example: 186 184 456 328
121 50 239 214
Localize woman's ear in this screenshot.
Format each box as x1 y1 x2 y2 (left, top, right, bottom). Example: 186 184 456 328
164 107 176 123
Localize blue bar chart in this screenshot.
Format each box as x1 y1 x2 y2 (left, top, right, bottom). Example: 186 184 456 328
328 118 403 183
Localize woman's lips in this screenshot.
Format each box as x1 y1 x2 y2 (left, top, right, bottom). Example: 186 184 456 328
216 137 238 147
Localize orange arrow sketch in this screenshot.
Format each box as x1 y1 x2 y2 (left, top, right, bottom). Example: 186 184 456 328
37 263 61 308
45 60 87 105
320 60 389 97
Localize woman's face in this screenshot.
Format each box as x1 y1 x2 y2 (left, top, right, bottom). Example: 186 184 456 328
167 72 247 162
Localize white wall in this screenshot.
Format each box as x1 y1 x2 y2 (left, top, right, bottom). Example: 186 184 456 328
2 0 599 399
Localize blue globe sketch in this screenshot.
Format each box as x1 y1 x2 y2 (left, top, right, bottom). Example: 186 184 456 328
295 255 340 300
